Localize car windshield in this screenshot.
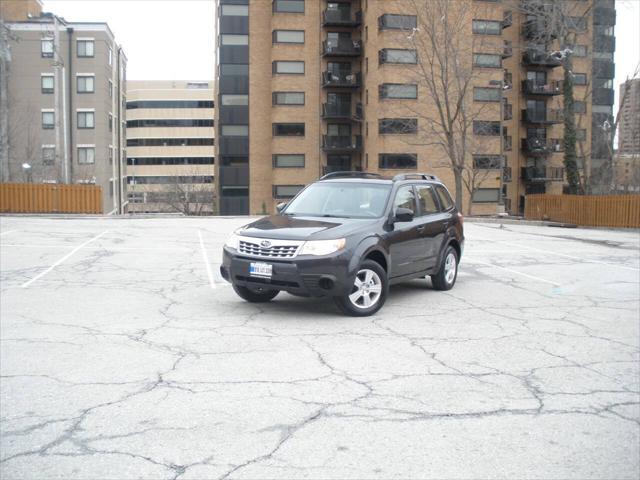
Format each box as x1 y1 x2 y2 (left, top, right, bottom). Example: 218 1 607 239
283 182 392 218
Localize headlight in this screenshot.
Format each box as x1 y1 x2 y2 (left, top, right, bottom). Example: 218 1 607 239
299 238 346 256
225 233 240 249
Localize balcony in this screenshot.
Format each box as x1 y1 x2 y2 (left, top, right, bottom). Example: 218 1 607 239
592 87 615 106
504 101 513 120
322 39 363 57
502 10 513 29
322 102 363 121
322 9 362 27
522 79 562 96
503 167 512 183
521 137 564 155
522 48 562 67
322 135 363 152
521 108 563 125
502 41 513 59
522 19 557 40
322 71 362 89
521 166 564 182
503 135 513 152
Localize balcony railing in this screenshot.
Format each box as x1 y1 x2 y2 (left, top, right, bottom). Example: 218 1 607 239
521 137 564 155
521 166 564 182
322 71 362 88
322 39 363 57
502 10 513 29
521 108 563 124
503 167 512 183
504 102 513 120
322 102 363 120
522 79 562 95
503 135 513 152
322 135 363 151
502 41 513 59
522 48 562 67
322 9 362 27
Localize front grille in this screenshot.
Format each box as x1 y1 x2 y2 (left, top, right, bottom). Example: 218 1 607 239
238 238 301 258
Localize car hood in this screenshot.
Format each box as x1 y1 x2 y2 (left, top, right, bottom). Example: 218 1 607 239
239 215 379 241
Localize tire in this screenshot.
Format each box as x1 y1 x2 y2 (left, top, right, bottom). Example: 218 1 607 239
334 260 388 317
431 246 458 291
232 284 279 303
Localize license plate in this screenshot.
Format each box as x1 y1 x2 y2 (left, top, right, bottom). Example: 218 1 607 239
249 262 272 278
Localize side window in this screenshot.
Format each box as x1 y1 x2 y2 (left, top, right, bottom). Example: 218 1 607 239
393 185 416 213
416 185 439 215
435 185 454 210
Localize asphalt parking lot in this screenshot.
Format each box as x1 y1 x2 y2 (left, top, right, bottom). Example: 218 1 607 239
0 215 639 479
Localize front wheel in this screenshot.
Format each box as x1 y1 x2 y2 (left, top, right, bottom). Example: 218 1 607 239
334 260 388 317
232 284 279 303
430 246 458 291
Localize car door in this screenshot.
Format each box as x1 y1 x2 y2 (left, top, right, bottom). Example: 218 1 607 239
387 185 424 278
415 184 449 269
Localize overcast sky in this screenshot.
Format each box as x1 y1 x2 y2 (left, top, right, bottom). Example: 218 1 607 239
45 0 638 108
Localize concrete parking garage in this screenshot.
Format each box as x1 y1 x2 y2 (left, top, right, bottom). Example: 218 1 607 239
0 216 638 479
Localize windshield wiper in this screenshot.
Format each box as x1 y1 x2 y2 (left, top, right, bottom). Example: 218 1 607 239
320 214 346 218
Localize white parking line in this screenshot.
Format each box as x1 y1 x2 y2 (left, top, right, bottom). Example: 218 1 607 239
469 260 561 287
21 231 109 288
0 230 17 237
497 240 640 272
198 230 216 290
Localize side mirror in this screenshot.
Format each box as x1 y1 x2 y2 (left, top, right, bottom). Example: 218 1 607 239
276 202 287 213
394 207 414 223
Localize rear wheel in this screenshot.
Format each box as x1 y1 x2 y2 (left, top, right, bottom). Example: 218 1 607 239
430 246 458 291
232 284 279 303
334 260 388 317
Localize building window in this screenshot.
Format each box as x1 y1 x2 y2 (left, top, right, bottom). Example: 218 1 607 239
221 4 249 16
572 73 588 85
567 16 587 32
379 153 418 169
273 30 305 44
473 87 501 102
566 44 587 57
108 113 113 132
273 0 305 13
473 120 501 136
221 125 249 136
77 111 95 129
273 154 305 168
379 83 418 99
221 34 249 45
273 185 304 199
473 53 501 68
108 47 113 65
273 123 305 136
473 155 503 169
126 138 215 147
473 188 500 203
273 61 305 74
41 75 54 94
220 94 248 105
378 14 417 30
42 111 54 129
379 118 417 134
77 39 95 57
573 101 586 114
273 92 305 105
220 64 249 76
472 19 502 35
108 80 113 98
78 147 96 164
42 146 55 165
77 75 95 93
594 78 613 89
379 48 417 65
41 39 54 58
126 119 215 128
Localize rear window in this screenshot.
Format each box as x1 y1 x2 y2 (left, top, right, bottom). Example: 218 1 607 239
435 185 454 210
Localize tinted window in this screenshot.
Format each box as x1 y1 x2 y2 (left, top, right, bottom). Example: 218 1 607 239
273 61 305 74
473 121 501 136
379 154 418 169
472 20 502 35
379 49 417 64
435 185 454 210
273 154 305 167
379 14 417 30
379 118 417 134
273 30 305 43
379 83 417 99
273 92 305 105
416 186 439 215
473 53 502 68
273 123 305 136
393 186 416 213
473 87 501 102
273 0 305 13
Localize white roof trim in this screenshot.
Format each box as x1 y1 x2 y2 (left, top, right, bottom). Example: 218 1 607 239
77 144 96 148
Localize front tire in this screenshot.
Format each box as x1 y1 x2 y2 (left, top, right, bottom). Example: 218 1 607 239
334 260 388 317
431 246 458 291
232 284 279 303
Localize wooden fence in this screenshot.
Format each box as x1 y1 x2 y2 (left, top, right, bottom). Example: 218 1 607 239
0 183 103 214
525 194 640 228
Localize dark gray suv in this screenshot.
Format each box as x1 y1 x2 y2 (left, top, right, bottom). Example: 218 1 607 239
220 172 464 316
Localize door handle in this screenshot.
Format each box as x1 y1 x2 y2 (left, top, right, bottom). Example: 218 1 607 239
417 226 426 232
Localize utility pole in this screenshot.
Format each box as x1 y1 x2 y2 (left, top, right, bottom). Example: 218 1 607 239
0 20 12 182
52 15 69 183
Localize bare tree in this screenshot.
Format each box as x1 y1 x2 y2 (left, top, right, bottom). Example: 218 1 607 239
161 169 216 215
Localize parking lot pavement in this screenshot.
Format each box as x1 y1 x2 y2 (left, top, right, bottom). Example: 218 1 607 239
0 216 638 480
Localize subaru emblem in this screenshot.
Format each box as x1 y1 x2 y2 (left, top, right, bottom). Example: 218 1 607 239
260 240 271 248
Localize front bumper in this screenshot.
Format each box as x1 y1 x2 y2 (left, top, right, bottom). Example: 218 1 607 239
220 247 353 297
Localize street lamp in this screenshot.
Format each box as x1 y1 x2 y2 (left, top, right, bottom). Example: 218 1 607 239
21 163 32 183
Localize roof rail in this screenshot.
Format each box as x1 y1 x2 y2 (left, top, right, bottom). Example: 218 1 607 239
392 173 440 182
320 171 383 180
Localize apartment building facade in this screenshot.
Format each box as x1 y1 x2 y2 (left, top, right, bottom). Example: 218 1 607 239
126 80 216 214
1 10 128 214
215 0 615 215
618 78 640 156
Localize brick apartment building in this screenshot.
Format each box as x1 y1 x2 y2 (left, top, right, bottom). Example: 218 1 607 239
214 0 616 215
